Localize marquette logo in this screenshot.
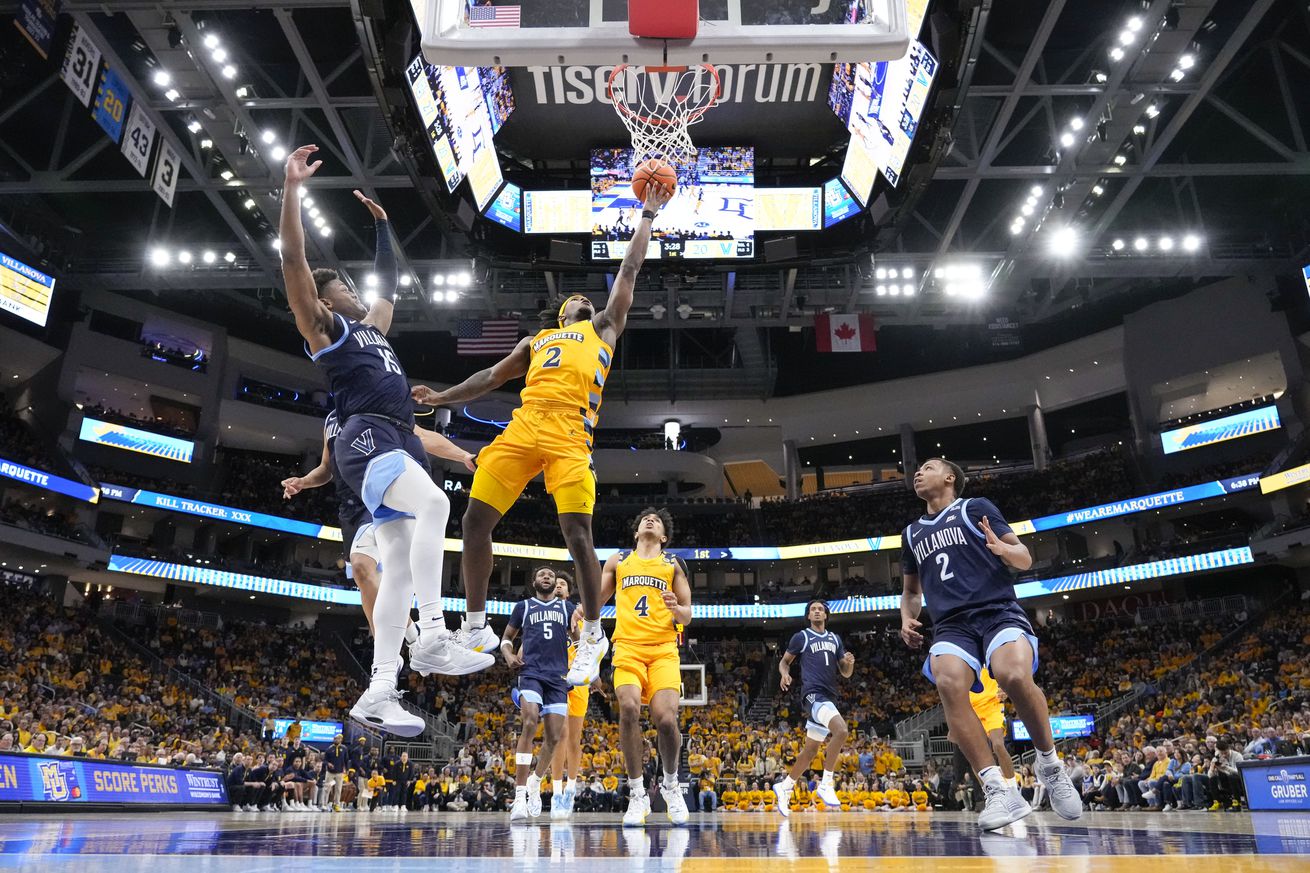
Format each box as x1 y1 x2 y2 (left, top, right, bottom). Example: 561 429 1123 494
533 331 584 351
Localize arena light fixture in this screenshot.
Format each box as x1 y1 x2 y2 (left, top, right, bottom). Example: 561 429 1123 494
445 289 458 303
235 85 251 99
1092 184 1105 196
202 250 216 264
1113 154 1127 166
1060 131 1076 148
1145 104 1160 119
431 292 442 304
222 65 237 79
313 216 327 229
1133 236 1149 251
149 247 170 267
1179 54 1195 69
302 195 314 207
243 198 256 210
1109 46 1125 62
1112 238 1125 251
1169 68 1185 82
875 267 888 280
164 88 180 102
318 225 332 238
431 274 445 286
1158 235 1175 251
1182 233 1201 252
186 119 202 133
1070 117 1085 132
901 267 914 279
888 285 900 297
261 130 276 145
200 138 213 149
1126 15 1143 32
177 250 193 264
1118 30 1135 45
1133 123 1147 135
903 284 915 297
400 275 412 287
272 238 282 251
220 169 234 181
1021 203 1035 217
364 289 378 305
153 69 171 87
1046 226 1079 257
224 251 237 263
1010 221 1025 235
211 48 228 64
458 272 472 286
270 145 287 162
203 32 220 50
365 273 378 287
1030 185 1044 197
875 285 887 295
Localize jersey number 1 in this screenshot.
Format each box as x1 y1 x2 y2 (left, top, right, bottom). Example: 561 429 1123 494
633 595 649 617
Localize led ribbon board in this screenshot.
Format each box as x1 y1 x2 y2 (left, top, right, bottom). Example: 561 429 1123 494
1011 714 1096 742
0 752 227 805
0 456 99 503
78 417 194 463
107 546 1253 618
272 719 343 743
99 483 342 542
1160 405 1281 455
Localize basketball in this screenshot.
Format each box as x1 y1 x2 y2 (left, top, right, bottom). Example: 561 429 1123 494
632 159 677 201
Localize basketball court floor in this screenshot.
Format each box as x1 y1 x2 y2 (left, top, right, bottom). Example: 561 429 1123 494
1 811 1306 872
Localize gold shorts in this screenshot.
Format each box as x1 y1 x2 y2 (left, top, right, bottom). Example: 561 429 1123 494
611 642 681 705
470 403 596 515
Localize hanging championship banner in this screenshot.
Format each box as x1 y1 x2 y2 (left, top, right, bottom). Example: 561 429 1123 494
121 102 157 177
92 66 130 144
152 140 180 207
14 0 61 60
60 23 102 107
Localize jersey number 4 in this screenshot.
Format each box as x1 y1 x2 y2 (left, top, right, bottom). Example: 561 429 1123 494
633 595 649 617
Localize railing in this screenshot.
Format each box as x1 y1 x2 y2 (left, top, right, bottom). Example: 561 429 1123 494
895 703 944 740
97 599 223 630
1136 595 1246 625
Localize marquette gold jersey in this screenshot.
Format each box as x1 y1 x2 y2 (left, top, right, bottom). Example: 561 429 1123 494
970 667 1000 711
521 319 613 450
614 551 679 647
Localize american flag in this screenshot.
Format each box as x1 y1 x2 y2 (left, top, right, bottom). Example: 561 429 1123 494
456 319 520 356
468 4 521 27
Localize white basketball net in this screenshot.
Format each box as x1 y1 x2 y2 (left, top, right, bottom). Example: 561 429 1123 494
607 64 721 168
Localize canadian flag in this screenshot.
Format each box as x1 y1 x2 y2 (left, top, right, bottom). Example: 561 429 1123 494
815 313 877 353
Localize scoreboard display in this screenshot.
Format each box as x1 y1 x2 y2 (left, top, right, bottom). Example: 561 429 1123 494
0 252 55 327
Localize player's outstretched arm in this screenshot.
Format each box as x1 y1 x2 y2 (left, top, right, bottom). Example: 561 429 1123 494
595 182 673 341
355 191 398 335
899 572 924 649
414 426 477 473
411 336 532 408
499 624 523 669
663 558 693 626
281 436 333 498
778 651 796 691
281 146 334 353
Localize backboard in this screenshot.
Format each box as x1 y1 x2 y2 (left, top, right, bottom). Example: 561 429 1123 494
412 0 910 67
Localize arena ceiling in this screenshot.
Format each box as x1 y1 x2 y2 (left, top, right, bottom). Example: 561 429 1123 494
1 0 1308 395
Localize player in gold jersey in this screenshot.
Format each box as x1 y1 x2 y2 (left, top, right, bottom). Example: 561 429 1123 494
598 507 692 827
412 184 673 685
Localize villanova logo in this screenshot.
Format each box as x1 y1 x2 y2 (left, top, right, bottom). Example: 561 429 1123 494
351 429 376 456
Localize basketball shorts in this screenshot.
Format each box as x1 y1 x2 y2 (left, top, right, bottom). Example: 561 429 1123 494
567 685 589 719
471 402 596 516
972 699 1005 734
335 415 430 525
512 675 569 717
923 600 1038 694
612 641 681 705
802 692 843 742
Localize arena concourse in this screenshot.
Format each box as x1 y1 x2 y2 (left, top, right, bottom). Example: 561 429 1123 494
0 0 1308 871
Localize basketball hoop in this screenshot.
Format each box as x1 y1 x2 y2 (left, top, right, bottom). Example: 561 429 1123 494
607 63 721 168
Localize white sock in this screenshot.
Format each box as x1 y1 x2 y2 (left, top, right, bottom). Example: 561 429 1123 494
528 773 541 791
821 770 834 784
403 623 419 646
979 765 1006 790
779 775 795 788
630 777 645 797
371 517 418 689
464 611 486 630
1035 748 1059 767
378 461 451 625
663 770 679 788
515 785 527 798
565 778 576 793
582 618 602 641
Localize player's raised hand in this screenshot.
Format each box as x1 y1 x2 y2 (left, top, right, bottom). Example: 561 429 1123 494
281 476 304 499
411 384 442 406
642 179 674 215
980 516 1006 557
353 189 388 221
900 618 924 649
285 145 322 184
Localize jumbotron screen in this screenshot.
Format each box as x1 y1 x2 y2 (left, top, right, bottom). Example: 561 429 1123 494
590 147 755 260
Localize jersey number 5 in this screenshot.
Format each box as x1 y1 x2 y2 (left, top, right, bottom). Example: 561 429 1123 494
542 623 553 640
633 595 649 617
542 346 562 369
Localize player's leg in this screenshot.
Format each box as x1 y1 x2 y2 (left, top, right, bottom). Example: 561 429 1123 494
350 553 380 635
614 668 652 826
987 628 1081 820
820 713 849 773
789 739 824 782
551 458 608 685
511 688 542 821
648 685 688 824
987 728 1015 780
535 713 566 779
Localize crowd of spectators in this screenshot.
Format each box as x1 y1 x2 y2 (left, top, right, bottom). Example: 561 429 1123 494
0 394 61 470
0 497 95 544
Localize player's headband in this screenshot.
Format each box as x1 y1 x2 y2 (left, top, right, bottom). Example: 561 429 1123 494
557 295 589 326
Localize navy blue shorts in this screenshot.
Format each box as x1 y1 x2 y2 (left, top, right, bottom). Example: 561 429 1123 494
512 675 569 717
922 600 1038 693
334 415 429 525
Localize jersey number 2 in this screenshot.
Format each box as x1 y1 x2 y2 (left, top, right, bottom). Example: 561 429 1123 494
935 552 955 580
542 346 562 368
633 595 649 617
